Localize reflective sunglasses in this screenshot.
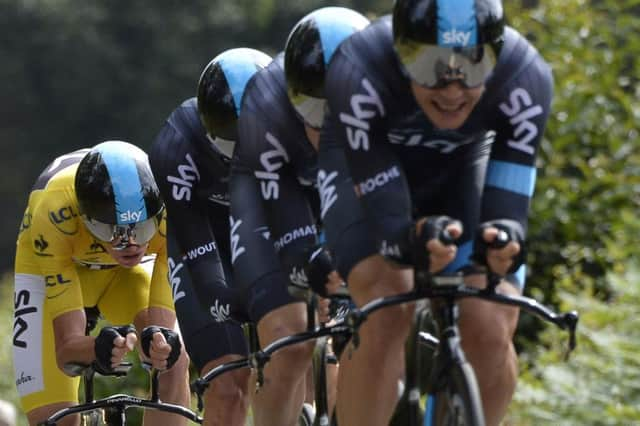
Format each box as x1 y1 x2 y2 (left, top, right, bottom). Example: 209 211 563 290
396 41 497 89
288 90 327 130
83 214 161 250
206 133 236 159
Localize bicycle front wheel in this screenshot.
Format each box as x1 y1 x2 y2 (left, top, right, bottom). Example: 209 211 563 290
424 361 484 426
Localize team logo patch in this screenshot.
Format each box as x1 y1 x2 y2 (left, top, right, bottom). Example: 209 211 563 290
48 206 79 235
33 235 52 257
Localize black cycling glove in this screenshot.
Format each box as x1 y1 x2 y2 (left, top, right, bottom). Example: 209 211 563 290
304 246 335 298
385 215 461 272
94 325 136 374
472 219 526 274
140 326 182 370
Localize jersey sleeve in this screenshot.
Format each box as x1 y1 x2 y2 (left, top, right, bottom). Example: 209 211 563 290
29 189 85 319
480 54 553 284
482 55 554 232
146 211 174 311
319 49 412 277
231 106 319 293
149 123 230 311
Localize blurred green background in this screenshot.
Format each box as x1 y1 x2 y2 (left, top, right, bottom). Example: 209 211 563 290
1 0 639 424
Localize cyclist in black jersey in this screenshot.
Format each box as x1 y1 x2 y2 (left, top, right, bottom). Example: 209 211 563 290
317 0 553 425
149 48 272 426
229 8 369 426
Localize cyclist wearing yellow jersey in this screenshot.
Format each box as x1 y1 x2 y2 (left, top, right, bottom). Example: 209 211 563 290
13 140 190 426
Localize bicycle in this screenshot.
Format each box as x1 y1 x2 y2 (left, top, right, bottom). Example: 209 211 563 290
348 269 578 426
39 307 203 426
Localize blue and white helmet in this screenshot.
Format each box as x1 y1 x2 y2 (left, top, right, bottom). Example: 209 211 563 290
75 140 163 246
393 0 505 88
284 7 370 129
197 48 272 158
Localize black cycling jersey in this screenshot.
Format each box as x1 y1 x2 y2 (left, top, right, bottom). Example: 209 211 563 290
319 16 553 288
229 54 322 322
149 98 247 370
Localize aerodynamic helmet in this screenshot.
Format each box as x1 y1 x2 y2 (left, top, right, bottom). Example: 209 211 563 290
284 7 370 129
197 47 272 158
393 0 505 88
75 140 163 248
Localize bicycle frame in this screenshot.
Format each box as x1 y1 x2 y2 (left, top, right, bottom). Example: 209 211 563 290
352 271 578 426
41 363 203 426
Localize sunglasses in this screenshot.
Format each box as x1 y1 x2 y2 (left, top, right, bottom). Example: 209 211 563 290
288 89 327 130
396 41 497 89
206 133 236 159
83 214 161 250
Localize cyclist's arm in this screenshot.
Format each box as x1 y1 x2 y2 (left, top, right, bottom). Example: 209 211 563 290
149 127 233 314
53 310 95 368
147 210 177 313
480 57 553 282
30 191 93 369
319 53 415 277
229 111 320 302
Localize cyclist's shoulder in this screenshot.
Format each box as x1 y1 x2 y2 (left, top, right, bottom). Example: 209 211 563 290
150 99 211 174
151 98 204 158
243 53 287 110
334 15 393 67
236 57 307 169
328 15 406 103
30 160 81 220
487 27 553 97
31 148 88 192
239 54 298 137
145 212 167 254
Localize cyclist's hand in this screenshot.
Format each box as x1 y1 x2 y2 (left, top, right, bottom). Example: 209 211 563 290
111 332 137 368
473 219 525 276
95 325 137 372
305 246 340 297
416 216 462 273
140 326 182 370
326 271 344 295
481 227 520 276
147 332 172 370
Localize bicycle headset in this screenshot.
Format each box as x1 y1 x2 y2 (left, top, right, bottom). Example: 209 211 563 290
393 0 505 89
75 140 164 250
197 47 272 159
284 7 370 129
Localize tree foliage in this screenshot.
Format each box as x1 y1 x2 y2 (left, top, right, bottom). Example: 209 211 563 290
0 0 388 272
504 0 640 344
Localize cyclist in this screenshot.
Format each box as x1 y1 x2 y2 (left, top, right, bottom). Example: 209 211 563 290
149 47 271 426
13 140 190 426
229 7 369 426
317 0 553 425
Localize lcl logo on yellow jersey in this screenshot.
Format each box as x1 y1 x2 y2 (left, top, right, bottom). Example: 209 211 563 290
48 206 79 235
45 274 71 287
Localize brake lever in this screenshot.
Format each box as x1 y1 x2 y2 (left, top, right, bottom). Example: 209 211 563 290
345 307 366 357
562 310 579 360
191 379 206 412
250 351 270 391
